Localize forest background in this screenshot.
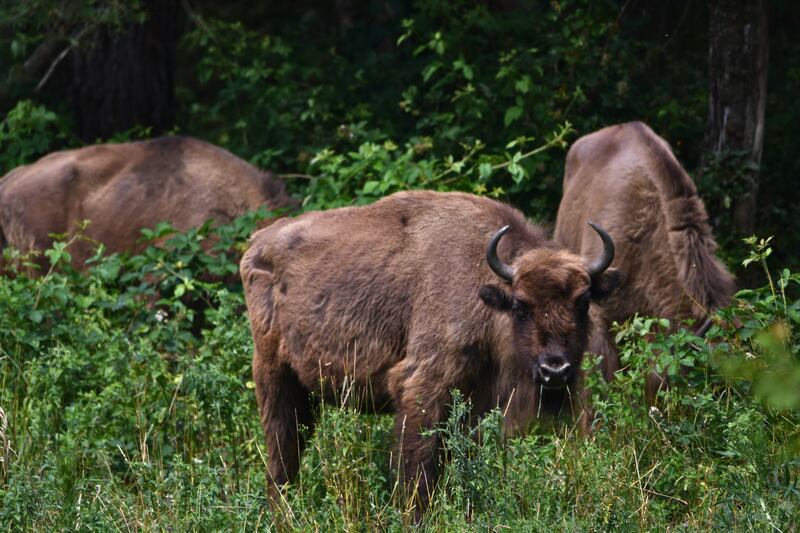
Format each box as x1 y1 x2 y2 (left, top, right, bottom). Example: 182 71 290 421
0 1 798 530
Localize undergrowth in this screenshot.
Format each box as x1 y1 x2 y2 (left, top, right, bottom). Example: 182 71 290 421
0 216 797 531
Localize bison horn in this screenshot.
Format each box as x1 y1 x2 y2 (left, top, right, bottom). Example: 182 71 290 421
486 225 514 283
586 221 615 279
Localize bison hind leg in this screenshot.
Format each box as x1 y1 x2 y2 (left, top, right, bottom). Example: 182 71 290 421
254 360 316 496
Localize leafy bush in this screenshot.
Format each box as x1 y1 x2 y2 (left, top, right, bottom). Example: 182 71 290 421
175 1 716 221
0 100 70 173
0 218 797 530
302 122 572 211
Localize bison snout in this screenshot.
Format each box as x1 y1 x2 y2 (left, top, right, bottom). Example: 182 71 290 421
536 353 573 387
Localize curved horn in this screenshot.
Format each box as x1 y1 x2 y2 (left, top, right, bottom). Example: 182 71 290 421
486 225 514 283
586 221 615 278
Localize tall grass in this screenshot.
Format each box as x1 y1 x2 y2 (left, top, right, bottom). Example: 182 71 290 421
0 218 798 531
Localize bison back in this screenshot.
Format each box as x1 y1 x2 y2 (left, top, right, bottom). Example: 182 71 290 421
555 122 734 324
241 190 543 402
0 136 292 269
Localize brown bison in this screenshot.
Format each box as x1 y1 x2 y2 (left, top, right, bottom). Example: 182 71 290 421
241 190 621 513
0 136 293 271
554 121 735 389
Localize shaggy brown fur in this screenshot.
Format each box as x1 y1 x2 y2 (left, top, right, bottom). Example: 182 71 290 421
555 122 736 386
0 136 293 271
241 190 620 514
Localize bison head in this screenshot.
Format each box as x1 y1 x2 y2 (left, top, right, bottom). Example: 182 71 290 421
479 222 621 389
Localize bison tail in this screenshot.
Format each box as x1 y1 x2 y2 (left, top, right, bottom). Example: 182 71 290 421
663 196 736 317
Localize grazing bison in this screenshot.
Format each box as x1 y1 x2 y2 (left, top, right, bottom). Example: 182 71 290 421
0 136 293 272
241 190 621 512
554 121 735 390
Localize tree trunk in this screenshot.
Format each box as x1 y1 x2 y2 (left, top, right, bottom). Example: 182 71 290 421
66 0 178 141
704 0 768 237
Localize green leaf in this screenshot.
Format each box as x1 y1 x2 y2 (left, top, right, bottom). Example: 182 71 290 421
422 63 440 83
780 268 791 289
514 75 531 94
362 180 380 194
174 284 186 298
504 106 523 127
508 162 526 184
479 163 493 180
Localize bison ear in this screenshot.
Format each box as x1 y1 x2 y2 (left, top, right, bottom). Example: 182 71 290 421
590 268 623 301
479 284 514 312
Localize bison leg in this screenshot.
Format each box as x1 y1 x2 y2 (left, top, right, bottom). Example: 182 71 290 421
391 370 452 517
253 358 315 496
646 369 668 405
578 312 619 434
587 308 619 381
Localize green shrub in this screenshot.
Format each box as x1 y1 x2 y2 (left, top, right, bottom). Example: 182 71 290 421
0 100 70 173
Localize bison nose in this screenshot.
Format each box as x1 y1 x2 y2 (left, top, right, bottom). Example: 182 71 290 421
537 353 572 387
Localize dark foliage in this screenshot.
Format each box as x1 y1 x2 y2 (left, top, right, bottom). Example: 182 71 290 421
2 0 798 271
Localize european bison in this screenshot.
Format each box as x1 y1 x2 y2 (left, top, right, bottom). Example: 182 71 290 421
554 122 735 389
0 136 293 272
241 190 621 512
